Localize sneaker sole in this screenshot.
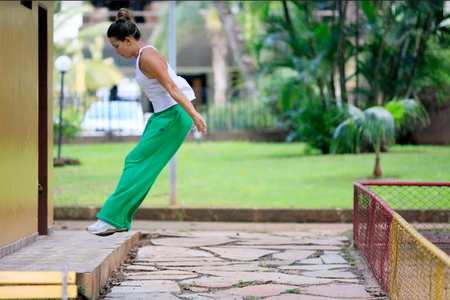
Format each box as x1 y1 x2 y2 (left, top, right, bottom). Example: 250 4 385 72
86 228 128 237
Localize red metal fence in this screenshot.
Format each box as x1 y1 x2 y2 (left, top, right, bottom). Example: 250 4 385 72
354 182 450 299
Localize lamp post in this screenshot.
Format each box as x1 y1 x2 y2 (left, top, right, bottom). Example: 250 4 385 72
55 55 71 159
169 1 177 205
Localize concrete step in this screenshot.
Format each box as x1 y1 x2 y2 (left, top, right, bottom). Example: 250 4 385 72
0 230 140 299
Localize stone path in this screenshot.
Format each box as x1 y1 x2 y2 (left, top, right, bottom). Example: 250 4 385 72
102 227 384 300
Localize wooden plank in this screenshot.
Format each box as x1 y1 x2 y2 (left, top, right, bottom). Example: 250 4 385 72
0 285 77 299
0 271 76 284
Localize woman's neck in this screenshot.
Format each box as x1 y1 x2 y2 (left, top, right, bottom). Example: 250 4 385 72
132 41 147 59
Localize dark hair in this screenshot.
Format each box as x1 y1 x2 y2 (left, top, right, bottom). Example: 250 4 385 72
107 8 141 41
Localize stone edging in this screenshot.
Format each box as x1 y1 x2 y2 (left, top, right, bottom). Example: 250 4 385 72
54 207 353 223
77 231 141 299
0 233 38 259
54 207 450 223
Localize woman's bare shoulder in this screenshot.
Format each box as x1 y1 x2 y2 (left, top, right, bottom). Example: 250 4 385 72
139 48 167 78
140 47 162 60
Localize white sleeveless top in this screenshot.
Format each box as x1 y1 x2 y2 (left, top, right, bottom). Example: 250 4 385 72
135 45 196 113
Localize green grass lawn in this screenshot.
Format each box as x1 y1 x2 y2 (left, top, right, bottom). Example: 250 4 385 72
53 142 450 208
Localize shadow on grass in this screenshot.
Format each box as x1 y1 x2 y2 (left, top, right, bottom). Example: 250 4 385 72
147 192 169 198
388 149 427 155
356 175 402 181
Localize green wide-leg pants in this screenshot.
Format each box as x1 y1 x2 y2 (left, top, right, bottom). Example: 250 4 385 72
97 104 193 230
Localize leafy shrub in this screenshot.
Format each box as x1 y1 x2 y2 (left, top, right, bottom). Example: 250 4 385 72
53 110 82 140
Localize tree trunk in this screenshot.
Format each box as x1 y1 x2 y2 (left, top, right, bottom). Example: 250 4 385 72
371 2 393 106
213 1 257 97
281 1 316 99
329 1 338 102
282 1 301 58
329 71 336 101
303 2 327 107
404 13 433 99
337 1 348 104
373 150 382 178
395 38 411 94
371 31 387 106
211 31 228 106
282 1 292 32
355 1 360 107
385 39 406 102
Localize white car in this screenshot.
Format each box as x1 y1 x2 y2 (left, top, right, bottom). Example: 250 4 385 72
81 101 146 134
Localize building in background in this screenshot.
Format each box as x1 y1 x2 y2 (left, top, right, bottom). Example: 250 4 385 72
0 1 55 257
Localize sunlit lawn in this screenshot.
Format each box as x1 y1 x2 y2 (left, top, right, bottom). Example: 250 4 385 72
53 142 450 208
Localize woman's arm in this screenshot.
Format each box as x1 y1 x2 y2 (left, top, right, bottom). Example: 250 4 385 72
139 49 207 134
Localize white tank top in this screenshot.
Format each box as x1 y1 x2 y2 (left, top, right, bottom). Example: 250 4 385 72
135 45 196 113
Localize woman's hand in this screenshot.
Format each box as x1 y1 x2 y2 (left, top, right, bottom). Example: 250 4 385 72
192 112 207 134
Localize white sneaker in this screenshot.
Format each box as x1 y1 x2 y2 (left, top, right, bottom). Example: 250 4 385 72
86 219 127 237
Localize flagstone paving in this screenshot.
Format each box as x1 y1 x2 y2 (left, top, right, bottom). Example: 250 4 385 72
272 250 316 261
103 227 383 300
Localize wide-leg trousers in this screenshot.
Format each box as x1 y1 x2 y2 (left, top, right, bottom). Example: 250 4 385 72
97 104 192 230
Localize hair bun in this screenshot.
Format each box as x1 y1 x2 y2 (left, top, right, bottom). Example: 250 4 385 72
116 8 134 22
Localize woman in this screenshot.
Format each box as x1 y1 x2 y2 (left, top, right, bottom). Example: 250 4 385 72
87 8 207 236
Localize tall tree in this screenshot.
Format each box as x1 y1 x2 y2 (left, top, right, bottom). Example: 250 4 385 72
205 9 229 106
302 2 326 107
371 1 393 105
337 1 348 104
404 4 437 98
328 1 338 101
355 1 361 106
213 1 257 96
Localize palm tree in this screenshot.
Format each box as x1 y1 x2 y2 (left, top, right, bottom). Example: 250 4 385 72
384 98 430 141
332 106 395 177
332 98 429 177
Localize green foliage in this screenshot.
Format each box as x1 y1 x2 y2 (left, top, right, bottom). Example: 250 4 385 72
53 110 82 141
54 1 61 14
54 4 124 93
179 282 198 289
414 37 450 103
384 98 429 136
332 98 428 153
234 0 450 143
361 107 396 149
257 67 302 114
254 1 333 102
283 289 302 294
233 280 248 288
53 2 93 58
233 280 271 289
361 1 376 23
281 103 351 154
331 116 362 154
332 106 396 154
258 261 267 267
356 1 450 105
